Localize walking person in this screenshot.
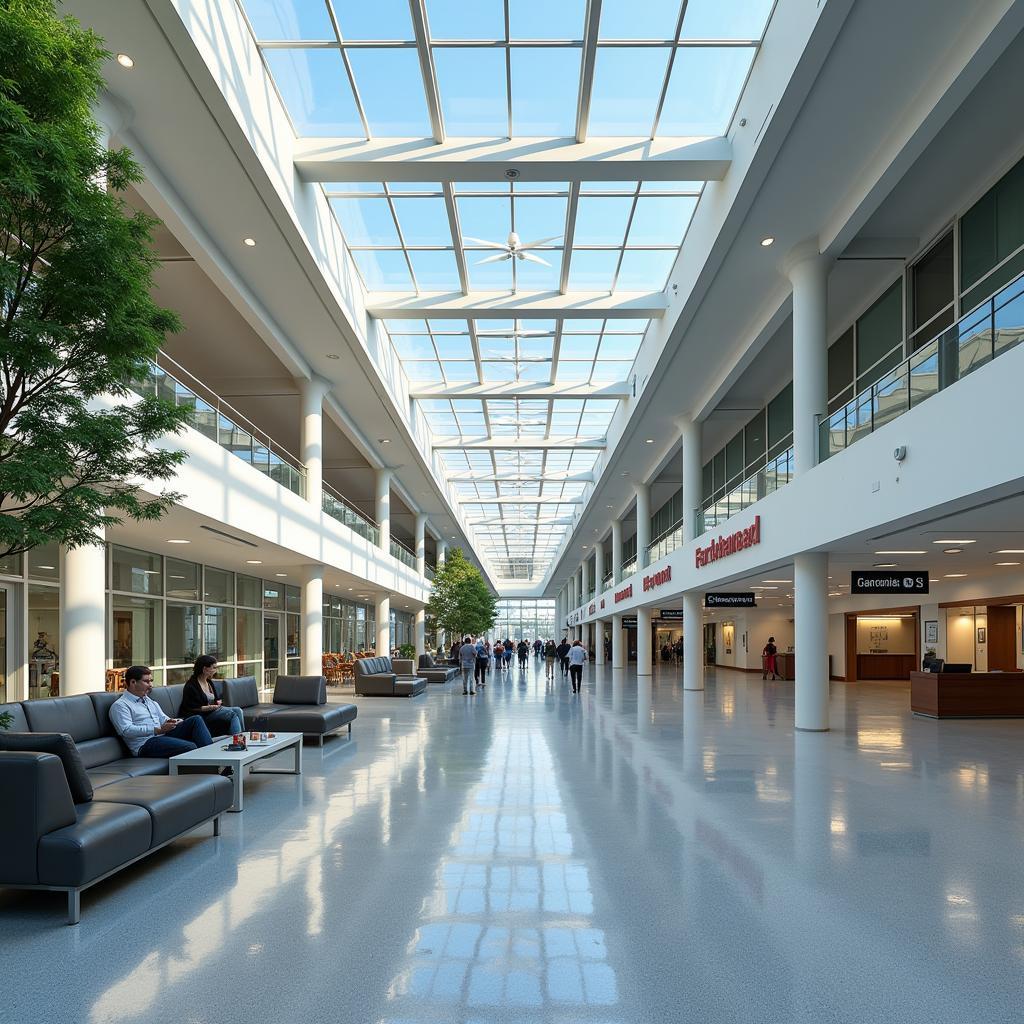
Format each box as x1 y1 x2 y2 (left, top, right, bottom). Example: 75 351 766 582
544 638 557 679
762 635 779 680
494 640 504 673
568 639 588 693
533 638 542 659
517 639 530 670
503 637 514 672
475 636 489 689
458 635 477 695
556 636 571 679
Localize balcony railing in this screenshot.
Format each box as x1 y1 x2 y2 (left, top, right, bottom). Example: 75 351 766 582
621 558 637 580
390 537 417 570
698 446 794 536
322 482 379 545
821 272 1024 460
647 517 685 565
132 353 306 497
425 564 435 582
602 571 613 591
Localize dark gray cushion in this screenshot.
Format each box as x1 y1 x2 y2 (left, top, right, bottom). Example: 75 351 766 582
23 695 102 742
263 704 357 735
240 703 290 729
151 684 185 717
222 676 260 709
88 692 122 736
0 732 93 803
273 675 326 706
76 736 128 770
0 701 29 731
89 757 168 778
394 678 427 697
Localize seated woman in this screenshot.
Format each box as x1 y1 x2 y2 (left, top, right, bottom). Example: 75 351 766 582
179 654 245 737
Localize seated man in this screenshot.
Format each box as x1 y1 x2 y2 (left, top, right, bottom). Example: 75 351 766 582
110 664 214 757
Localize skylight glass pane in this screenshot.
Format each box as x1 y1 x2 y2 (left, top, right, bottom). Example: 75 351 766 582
346 49 430 135
626 195 697 246
518 337 554 358
512 196 567 244
640 180 704 193
324 182 386 194
351 249 412 290
574 196 633 245
615 249 677 290
333 0 415 40
515 251 561 290
557 361 594 382
467 259 513 290
264 49 362 135
597 334 643 358
388 181 444 193
425 0 504 39
330 197 399 245
434 48 508 136
385 318 429 333
391 336 435 358
516 362 552 381
441 362 479 382
511 48 580 136
509 0 586 39
478 338 514 358
592 360 633 382
681 0 774 40
599 0 683 39
408 250 460 289
391 197 452 245
403 360 443 381
242 0 334 39
559 334 600 359
568 250 620 290
433 335 473 358
481 362 517 381
659 46 755 136
589 48 672 135
458 196 510 243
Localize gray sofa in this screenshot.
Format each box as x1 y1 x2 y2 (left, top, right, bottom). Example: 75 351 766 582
354 657 427 697
0 693 231 925
220 675 357 745
416 654 459 683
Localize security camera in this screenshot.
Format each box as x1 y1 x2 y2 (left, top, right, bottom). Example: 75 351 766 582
893 445 907 462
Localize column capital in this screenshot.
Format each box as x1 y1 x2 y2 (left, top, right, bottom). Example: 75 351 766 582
784 239 831 282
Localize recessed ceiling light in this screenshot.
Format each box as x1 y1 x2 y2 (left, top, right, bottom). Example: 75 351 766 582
995 561 1021 566
944 573 967 578
169 575 185 580
933 539 975 544
760 236 774 247
761 579 792 583
243 237 257 247
379 438 391 444
873 562 897 568
246 559 262 564
874 550 925 555
930 579 940 582
326 353 340 360
347 587 353 591
116 53 134 69
275 572 288 577
606 505 612 510
36 565 55 570
996 549 1024 554
644 438 654 444
943 547 963 554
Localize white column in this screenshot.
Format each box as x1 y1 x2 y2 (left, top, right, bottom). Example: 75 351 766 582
299 376 330 510
375 594 391 656
569 574 576 611
375 468 391 552
635 482 650 570
415 514 427 575
681 417 703 543
437 539 447 564
637 606 653 677
611 519 622 583
300 564 324 676
594 541 605 594
683 590 704 691
794 551 830 731
595 619 606 665
787 244 830 477
581 557 589 604
60 534 107 695
415 608 426 658
612 613 624 669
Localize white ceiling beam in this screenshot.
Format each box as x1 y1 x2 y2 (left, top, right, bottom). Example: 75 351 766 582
410 381 630 399
458 495 584 505
433 436 606 450
575 0 603 143
368 290 667 319
407 0 444 143
294 135 732 182
445 471 595 482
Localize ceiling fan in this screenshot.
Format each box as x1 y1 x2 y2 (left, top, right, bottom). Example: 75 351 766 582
463 231 561 267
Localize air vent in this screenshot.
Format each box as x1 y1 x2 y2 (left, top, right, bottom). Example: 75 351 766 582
199 525 258 549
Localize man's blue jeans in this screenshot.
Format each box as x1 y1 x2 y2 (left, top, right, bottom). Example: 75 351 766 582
138 715 214 757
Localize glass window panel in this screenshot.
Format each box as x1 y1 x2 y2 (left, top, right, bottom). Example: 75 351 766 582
237 574 261 608
659 47 755 136
0 551 22 576
511 48 580 136
744 409 766 468
264 49 363 136
27 542 60 582
385 317 429 333
590 48 672 135
959 153 1024 290
599 0 683 39
346 49 430 135
828 327 854 402
204 606 234 663
627 195 697 246
425 0 504 38
568 250 619 290
433 335 473 358
204 566 233 604
559 334 600 359
351 250 414 290
166 558 200 600
111 545 162 596
481 361 517 381
166 603 202 666
236 609 261 665
615 249 677 290
391 196 452 245
591 360 632 382
263 582 285 611
513 196 567 244
286 585 301 614
391 335 437 358
680 0 775 39
556 361 593 382
27 585 59 699
403 361 444 381
856 280 903 378
242 0 334 38
333 0 414 40
515 361 552 381
458 195 510 242
767 382 793 452
111 595 161 672
408 250 461 289
514 250 561 289
597 333 642 358
574 196 633 245
912 231 954 332
330 197 399 246
434 48 507 135
509 0 585 38
467 256 513 290
518 337 554 358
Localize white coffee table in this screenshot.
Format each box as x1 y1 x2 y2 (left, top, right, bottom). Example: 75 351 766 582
168 732 302 812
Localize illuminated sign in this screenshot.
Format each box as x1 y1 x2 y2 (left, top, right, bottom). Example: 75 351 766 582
695 515 760 569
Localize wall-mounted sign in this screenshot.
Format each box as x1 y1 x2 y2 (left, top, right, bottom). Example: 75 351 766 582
621 617 638 629
850 570 929 594
657 609 685 621
643 566 672 591
600 598 605 609
588 602 595 615
695 515 761 569
705 592 757 608
615 584 633 603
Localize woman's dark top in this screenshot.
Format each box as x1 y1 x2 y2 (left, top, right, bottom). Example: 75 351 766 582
179 678 219 718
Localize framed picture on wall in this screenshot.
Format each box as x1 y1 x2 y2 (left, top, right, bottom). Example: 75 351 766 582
925 620 938 644
977 626 987 644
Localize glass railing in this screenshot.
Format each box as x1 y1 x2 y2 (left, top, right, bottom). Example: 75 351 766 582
698 446 794 536
390 537 418 570
621 558 637 581
821 273 1024 460
647 517 685 565
602 571 613 591
132 354 306 497
322 482 379 545
425 564 435 582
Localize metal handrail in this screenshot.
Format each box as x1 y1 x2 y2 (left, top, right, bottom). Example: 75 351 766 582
646 516 685 564
390 537 417 569
820 271 1024 461
322 481 380 545
697 445 793 536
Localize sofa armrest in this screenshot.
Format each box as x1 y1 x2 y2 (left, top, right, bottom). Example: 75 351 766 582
0 752 77 884
355 674 397 696
273 675 327 706
392 659 416 677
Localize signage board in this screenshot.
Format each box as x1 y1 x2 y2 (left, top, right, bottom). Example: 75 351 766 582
642 566 672 591
695 515 760 569
621 617 638 629
850 570 929 595
704 592 757 608
657 609 685 621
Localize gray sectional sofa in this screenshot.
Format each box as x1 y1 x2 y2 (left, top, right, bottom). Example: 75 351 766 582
0 692 232 924
416 654 459 683
220 675 357 744
354 657 427 697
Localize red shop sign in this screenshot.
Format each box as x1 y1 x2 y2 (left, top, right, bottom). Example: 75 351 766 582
695 515 761 569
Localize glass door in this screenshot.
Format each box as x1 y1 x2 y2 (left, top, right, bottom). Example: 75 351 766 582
263 615 281 694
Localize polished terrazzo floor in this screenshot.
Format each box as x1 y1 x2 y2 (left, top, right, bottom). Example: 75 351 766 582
3 661 1024 1023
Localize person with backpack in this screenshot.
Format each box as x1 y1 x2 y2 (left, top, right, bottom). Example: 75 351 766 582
544 639 557 679
475 636 489 688
533 638 542 659
568 639 588 693
556 637 571 678
503 637 514 670
517 639 530 669
494 640 504 672
458 635 477 695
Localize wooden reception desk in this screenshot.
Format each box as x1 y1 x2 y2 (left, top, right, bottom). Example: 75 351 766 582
910 671 1024 718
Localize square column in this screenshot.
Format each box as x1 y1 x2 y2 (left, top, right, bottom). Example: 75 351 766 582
375 469 391 552
635 483 650 571
301 565 324 676
594 541 605 595
60 534 106 695
415 609 426 657
415 513 427 575
680 418 703 544
581 557 589 605
683 590 704 691
637 606 653 676
299 376 331 510
376 594 391 657
794 551 830 731
595 619 606 665
611 613 624 669
611 519 622 583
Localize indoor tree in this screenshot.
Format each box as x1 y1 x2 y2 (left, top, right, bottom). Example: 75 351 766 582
0 0 186 559
426 547 498 640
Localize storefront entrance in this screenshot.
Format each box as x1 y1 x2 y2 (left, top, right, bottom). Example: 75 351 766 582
844 610 919 681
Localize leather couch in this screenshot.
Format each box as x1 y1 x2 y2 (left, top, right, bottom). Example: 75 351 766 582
220 675 357 745
0 693 231 925
354 657 427 697
416 654 459 683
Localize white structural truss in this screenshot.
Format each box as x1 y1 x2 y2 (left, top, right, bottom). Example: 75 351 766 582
237 0 775 580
